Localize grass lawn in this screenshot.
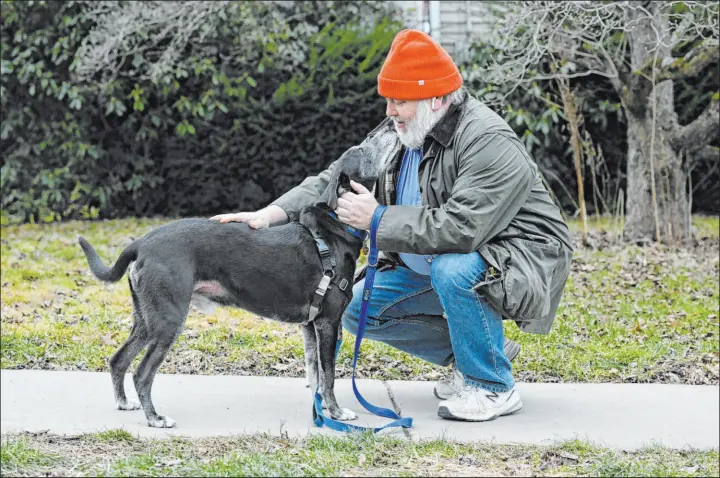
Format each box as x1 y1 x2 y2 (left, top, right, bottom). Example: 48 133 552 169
1 429 718 477
1 215 718 477
1 215 718 385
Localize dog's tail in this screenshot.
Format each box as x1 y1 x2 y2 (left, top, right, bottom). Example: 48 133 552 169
77 236 139 283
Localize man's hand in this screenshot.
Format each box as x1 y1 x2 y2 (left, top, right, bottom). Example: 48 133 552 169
335 180 379 231
209 211 270 229
209 205 289 229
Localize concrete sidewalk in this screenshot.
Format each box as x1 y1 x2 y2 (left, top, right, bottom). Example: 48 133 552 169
1 370 718 450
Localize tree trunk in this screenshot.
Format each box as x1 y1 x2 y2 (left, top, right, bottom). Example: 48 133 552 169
622 2 691 246
624 107 690 246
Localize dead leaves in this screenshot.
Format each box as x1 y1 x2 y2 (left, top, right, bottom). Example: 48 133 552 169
270 358 304 374
539 450 579 471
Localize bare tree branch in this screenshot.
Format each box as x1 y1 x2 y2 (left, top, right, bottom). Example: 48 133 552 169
689 146 719 196
634 39 720 83
465 1 718 245
474 1 719 107
71 1 274 86
689 144 720 167
70 0 395 89
671 97 720 153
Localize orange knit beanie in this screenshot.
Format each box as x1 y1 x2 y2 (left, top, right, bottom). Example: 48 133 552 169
377 29 463 100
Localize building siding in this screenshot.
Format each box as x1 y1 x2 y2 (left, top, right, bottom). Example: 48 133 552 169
393 1 497 63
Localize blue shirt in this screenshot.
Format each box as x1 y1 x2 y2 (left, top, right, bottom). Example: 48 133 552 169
395 148 434 276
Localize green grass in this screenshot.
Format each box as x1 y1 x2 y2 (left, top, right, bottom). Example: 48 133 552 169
565 214 719 237
1 431 717 477
692 215 720 238
1 215 718 384
0 436 62 476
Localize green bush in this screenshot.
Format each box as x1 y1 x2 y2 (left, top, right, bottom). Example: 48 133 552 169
1 0 404 223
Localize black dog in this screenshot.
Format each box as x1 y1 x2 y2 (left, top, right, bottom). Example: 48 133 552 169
78 128 399 428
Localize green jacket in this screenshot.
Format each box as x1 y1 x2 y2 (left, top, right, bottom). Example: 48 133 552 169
272 92 573 334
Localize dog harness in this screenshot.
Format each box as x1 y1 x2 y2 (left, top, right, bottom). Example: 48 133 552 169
306 212 366 324
311 206 414 433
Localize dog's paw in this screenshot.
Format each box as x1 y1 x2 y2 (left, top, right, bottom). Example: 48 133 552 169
147 415 177 428
331 408 358 421
116 400 141 411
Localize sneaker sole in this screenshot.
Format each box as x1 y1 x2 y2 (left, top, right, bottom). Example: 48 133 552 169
437 397 523 422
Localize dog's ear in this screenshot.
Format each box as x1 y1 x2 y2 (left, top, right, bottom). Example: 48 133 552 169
318 167 341 210
317 140 380 210
318 146 357 210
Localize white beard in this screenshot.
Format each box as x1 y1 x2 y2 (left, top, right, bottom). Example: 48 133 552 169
393 99 447 149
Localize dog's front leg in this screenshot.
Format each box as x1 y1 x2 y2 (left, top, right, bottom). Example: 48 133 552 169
315 319 357 421
301 323 320 393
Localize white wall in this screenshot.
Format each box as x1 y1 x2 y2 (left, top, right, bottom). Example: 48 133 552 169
393 1 498 63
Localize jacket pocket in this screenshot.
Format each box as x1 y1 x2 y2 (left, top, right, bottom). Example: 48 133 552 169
475 238 560 322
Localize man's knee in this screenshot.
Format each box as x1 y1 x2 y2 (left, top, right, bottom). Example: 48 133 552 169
430 252 486 293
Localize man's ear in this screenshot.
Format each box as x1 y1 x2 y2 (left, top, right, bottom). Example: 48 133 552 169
431 96 449 112
431 97 438 111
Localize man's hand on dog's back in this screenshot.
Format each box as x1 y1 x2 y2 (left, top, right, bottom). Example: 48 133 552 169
209 205 288 229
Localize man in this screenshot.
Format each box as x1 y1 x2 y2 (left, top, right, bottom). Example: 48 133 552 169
211 29 573 421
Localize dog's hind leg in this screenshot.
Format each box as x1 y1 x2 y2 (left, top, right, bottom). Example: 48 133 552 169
132 288 190 428
315 318 357 421
133 322 185 428
110 279 149 411
111 320 149 410
134 336 180 428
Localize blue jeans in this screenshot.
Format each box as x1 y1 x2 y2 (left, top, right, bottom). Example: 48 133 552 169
342 252 514 393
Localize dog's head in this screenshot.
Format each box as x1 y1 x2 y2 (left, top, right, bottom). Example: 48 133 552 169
318 128 397 210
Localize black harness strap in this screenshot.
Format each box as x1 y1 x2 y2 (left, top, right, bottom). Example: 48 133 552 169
315 236 335 275
307 233 351 323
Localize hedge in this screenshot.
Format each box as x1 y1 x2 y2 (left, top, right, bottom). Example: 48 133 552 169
1 0 403 223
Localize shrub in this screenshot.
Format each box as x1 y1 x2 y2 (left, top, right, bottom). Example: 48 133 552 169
1 0 404 223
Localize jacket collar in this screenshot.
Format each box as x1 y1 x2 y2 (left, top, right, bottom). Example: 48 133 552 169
426 90 468 148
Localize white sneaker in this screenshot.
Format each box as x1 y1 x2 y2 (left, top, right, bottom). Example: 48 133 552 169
437 385 522 421
433 338 521 400
433 368 464 400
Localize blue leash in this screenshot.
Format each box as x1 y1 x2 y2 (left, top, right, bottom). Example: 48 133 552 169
312 205 413 433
